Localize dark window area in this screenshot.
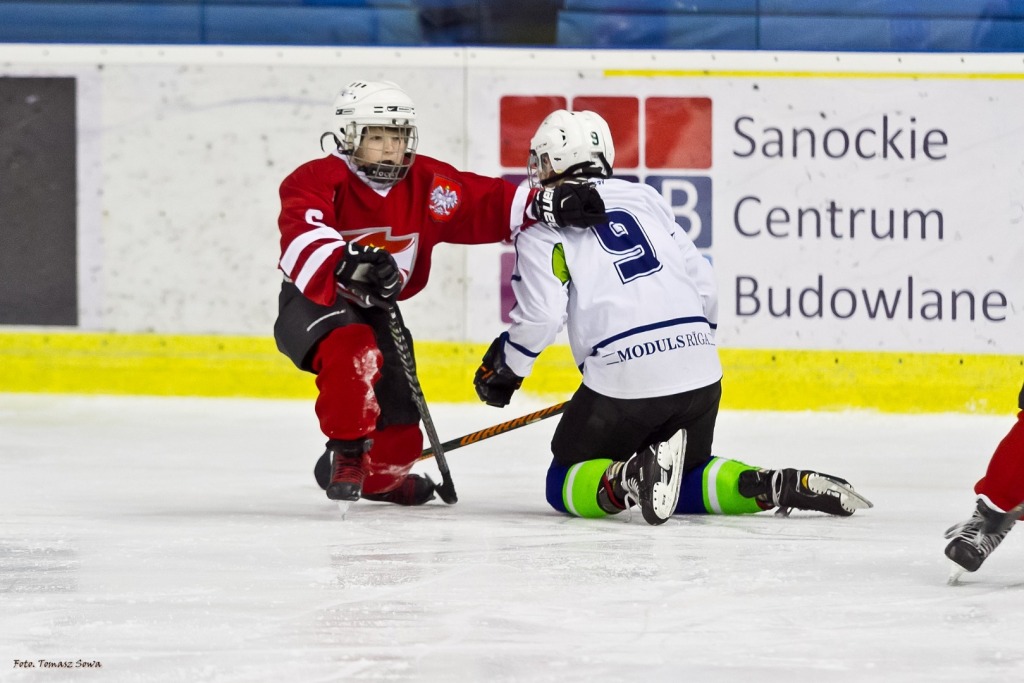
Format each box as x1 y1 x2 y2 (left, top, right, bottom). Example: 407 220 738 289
0 77 78 326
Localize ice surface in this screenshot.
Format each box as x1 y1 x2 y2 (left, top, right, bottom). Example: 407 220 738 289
1 393 1022 682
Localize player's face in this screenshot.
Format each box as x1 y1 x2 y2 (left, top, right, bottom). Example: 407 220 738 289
527 151 556 188
539 154 555 181
356 126 409 165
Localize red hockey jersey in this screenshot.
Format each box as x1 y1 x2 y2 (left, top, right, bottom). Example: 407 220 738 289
278 151 534 306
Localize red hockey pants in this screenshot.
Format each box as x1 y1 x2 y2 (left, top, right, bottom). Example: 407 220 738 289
311 325 424 495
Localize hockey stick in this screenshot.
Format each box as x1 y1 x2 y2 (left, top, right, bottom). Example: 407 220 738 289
382 301 458 504
417 401 567 460
315 400 567 491
334 287 457 504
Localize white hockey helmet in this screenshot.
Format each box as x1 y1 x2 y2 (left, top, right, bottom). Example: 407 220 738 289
326 80 419 186
527 109 615 188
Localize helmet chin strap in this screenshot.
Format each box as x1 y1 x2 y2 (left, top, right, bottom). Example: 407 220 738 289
361 161 402 182
341 152 412 189
320 132 342 154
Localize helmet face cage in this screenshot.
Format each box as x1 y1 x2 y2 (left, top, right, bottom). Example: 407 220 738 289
527 110 615 188
526 149 552 189
347 123 418 184
331 80 419 187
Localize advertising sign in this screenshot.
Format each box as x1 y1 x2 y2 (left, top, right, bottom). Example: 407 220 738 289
466 57 1024 355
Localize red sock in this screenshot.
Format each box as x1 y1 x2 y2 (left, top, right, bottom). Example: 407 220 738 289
974 410 1024 515
363 424 424 495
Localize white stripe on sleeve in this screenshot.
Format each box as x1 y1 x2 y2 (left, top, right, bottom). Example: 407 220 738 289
280 227 343 276
294 241 345 293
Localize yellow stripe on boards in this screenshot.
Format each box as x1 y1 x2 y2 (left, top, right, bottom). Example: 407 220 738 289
0 331 314 398
716 349 1022 414
0 332 1019 414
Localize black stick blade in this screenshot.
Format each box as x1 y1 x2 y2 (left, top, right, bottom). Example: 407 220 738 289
435 477 458 504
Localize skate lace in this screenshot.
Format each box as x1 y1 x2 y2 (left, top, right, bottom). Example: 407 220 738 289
769 470 792 517
946 512 1011 558
945 514 983 541
975 527 1011 558
621 474 640 523
331 458 365 485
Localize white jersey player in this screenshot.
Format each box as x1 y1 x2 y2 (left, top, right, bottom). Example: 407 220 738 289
504 175 721 400
474 109 872 525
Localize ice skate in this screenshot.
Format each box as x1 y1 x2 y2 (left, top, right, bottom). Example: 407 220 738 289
607 429 685 525
362 474 437 506
325 443 369 504
738 468 872 517
944 496 1020 582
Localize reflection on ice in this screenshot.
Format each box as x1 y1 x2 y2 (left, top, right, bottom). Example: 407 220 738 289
1 394 1022 681
1 541 79 594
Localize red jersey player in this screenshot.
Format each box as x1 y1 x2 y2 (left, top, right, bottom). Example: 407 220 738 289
274 80 605 511
945 381 1024 582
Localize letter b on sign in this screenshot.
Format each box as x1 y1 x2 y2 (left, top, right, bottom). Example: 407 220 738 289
645 175 712 248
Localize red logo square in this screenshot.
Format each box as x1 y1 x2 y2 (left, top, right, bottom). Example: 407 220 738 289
499 95 568 168
645 97 712 169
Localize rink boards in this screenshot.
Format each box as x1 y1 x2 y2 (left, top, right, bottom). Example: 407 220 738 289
0 45 1021 412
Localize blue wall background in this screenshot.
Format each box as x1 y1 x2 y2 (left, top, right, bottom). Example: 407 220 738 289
1 1 1022 50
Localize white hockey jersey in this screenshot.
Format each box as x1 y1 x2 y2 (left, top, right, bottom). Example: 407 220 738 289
501 178 722 399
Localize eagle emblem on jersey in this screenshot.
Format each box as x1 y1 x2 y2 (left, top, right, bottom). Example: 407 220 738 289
338 227 419 287
428 175 462 222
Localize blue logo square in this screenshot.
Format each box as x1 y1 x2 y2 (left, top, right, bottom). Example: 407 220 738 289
644 176 712 249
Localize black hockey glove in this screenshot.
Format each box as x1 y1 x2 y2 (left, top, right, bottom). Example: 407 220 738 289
335 241 401 306
474 336 524 408
530 180 607 228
